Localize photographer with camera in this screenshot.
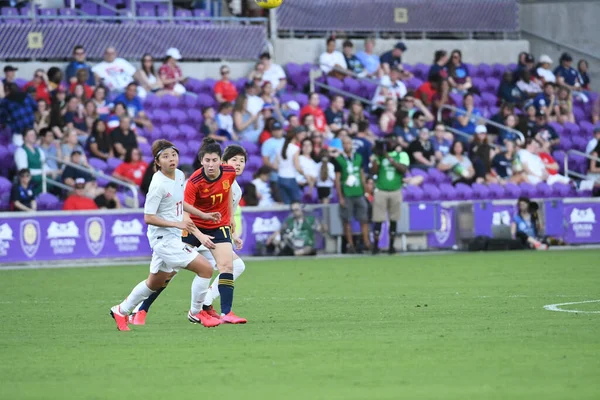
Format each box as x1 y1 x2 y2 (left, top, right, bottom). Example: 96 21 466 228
266 202 322 256
370 135 410 254
511 196 548 250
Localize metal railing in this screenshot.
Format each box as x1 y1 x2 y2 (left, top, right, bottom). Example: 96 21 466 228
43 155 140 208
564 149 600 184
437 104 526 143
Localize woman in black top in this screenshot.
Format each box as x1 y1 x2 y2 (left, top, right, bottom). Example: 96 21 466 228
87 119 113 161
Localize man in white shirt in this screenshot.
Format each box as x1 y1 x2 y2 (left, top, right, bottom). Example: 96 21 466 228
92 46 136 93
319 37 348 76
536 55 556 83
519 138 569 185
586 127 600 155
260 52 287 93
371 67 407 106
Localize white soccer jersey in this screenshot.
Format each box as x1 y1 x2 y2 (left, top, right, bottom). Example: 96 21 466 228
232 180 242 212
144 169 186 248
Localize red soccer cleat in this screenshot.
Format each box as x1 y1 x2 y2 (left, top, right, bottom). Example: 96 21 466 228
188 310 221 328
129 310 147 325
110 306 130 331
221 312 247 324
204 305 220 319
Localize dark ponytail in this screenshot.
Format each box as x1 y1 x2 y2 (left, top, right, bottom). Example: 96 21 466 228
198 137 222 162
281 130 295 160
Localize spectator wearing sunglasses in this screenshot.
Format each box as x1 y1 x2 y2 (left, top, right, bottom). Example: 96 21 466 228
214 65 238 104
65 45 96 87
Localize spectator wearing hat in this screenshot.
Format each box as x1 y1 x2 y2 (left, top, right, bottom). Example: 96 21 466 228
554 53 589 103
113 82 153 132
261 121 286 170
259 52 287 94
95 182 121 209
2 65 18 85
513 52 535 83
23 69 51 104
159 48 186 96
319 37 348 79
535 54 556 84
214 65 238 104
92 47 136 94
10 168 37 212
356 38 382 77
63 178 98 211
65 45 96 87
0 83 38 145
446 50 472 94
342 40 366 78
380 42 407 76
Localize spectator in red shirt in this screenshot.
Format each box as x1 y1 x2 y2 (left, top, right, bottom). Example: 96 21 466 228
214 65 238 104
159 48 186 96
23 69 51 104
415 74 440 106
299 93 327 134
69 69 93 99
63 178 99 210
112 147 148 186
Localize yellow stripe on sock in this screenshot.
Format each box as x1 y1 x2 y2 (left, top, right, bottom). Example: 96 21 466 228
218 279 234 286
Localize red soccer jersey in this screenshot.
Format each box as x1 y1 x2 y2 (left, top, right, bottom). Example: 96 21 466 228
185 165 236 229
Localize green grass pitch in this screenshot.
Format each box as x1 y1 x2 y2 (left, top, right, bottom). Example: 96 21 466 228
1 250 599 400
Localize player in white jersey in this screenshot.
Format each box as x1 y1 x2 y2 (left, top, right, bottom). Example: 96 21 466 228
129 145 249 325
109 139 223 331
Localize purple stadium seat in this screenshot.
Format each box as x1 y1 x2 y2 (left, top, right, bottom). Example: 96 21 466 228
536 182 553 198
437 183 457 200
246 155 262 170
413 63 429 80
572 136 588 152
179 94 197 110
552 183 571 197
178 156 192 166
138 141 152 156
317 94 330 110
487 183 506 199
427 168 447 184
406 78 423 91
559 137 572 152
422 183 442 201
548 121 564 137
0 192 10 211
196 93 215 109
553 150 566 173
149 126 163 142
449 92 463 107
481 92 498 108
476 63 492 79
239 141 259 155
0 176 11 193
187 109 203 125
403 185 424 202
492 63 507 79
199 78 216 93
472 94 483 109
89 157 108 172
343 78 361 97
471 183 491 199
80 3 99 16
37 193 60 211
504 183 521 198
519 182 536 198
171 139 187 153
161 94 180 109
192 9 210 23
144 94 162 110
237 171 253 187
1 6 22 23
294 93 309 108
185 78 203 94
234 77 247 93
178 124 198 140
169 109 188 124
175 8 192 23
410 168 428 183
579 121 595 137
106 157 123 173
563 122 580 137
573 106 585 122
361 81 377 99
152 109 170 124
485 77 500 93
471 77 486 92
38 7 58 22
454 183 473 200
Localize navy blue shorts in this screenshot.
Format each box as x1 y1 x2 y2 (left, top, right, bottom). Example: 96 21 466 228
182 226 233 246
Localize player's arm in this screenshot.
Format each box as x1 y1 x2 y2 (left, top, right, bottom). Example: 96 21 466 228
183 202 221 222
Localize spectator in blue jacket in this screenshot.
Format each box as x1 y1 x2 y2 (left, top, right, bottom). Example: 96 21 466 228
65 45 96 87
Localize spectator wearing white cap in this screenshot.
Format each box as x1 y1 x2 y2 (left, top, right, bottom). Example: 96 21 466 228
159 48 186 96
536 55 556 84
92 47 136 93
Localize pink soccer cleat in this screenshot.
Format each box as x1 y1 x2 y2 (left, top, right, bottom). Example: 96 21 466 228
221 312 247 324
188 310 222 328
110 306 130 331
129 310 147 326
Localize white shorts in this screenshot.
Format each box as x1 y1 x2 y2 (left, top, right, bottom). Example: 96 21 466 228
149 239 198 274
196 245 238 271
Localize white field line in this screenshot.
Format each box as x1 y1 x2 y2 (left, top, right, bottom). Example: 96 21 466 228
543 299 600 314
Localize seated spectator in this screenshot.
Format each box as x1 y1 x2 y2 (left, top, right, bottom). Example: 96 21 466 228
539 147 562 178
198 107 221 142
111 116 139 159
516 69 543 99
69 69 94 100
342 40 366 78
586 127 600 155
251 166 277 206
372 67 407 107
587 138 600 183
134 53 165 98
531 111 559 150
518 138 569 185
83 100 98 132
63 95 88 142
14 129 45 194
62 151 93 188
428 50 449 81
95 182 121 209
533 82 556 117
2 64 17 85
65 45 95 87
113 82 153 131
394 110 418 150
492 140 525 184
260 52 287 93
511 197 547 250
300 93 327 134
209 102 231 140
347 100 366 134
63 178 98 211
214 65 238 104
325 95 346 132
258 118 279 146
356 38 381 77
39 128 61 179
24 69 51 104
91 86 111 118
513 52 535 82
438 141 476 185
260 82 284 122
10 168 37 212
71 83 89 106
261 121 286 170
319 37 348 79
316 151 335 203
535 55 556 83
431 79 455 125
517 104 537 139
247 60 265 85
408 127 436 169
46 67 64 95
233 94 262 142
112 147 148 187
554 87 575 124
554 52 588 102
49 87 67 136
415 75 440 106
432 124 453 162
469 125 497 183
379 98 397 135
34 99 53 134
380 42 408 77
577 59 590 90
87 119 113 161
453 92 483 137
267 202 320 256
498 71 525 105
106 102 132 133
0 83 37 145
61 129 87 165
446 50 472 94
92 47 136 93
244 81 265 116
399 92 435 123
499 114 522 145
297 138 318 191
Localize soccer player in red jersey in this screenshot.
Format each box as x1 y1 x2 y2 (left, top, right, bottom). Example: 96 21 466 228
183 138 247 324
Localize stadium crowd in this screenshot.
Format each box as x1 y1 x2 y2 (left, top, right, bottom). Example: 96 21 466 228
1 37 599 250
